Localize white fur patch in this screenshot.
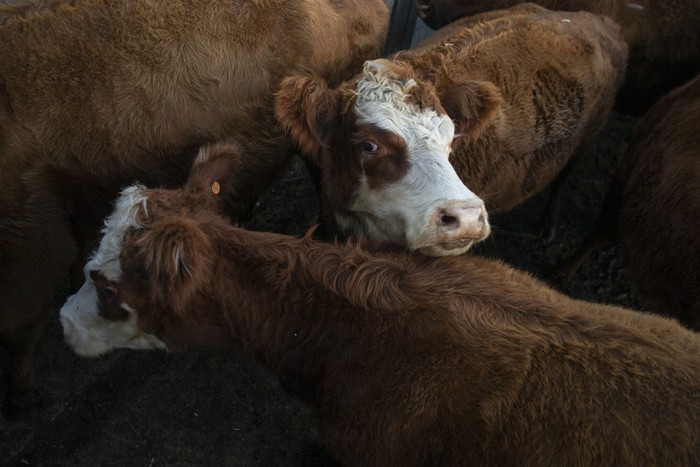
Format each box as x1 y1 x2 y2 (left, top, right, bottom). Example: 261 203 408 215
194 144 212 164
89 185 148 281
354 60 456 151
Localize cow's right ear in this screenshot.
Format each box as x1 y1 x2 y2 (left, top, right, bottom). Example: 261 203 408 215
275 75 339 165
133 216 212 313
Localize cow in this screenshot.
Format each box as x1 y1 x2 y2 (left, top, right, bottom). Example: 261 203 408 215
59 141 700 466
274 4 627 255
0 0 388 418
414 0 700 114
552 74 700 330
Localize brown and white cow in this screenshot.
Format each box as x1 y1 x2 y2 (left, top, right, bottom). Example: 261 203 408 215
414 0 700 114
553 74 700 330
0 0 388 418
60 142 700 466
275 4 627 254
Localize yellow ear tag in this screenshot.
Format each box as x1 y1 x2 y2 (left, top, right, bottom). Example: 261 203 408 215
211 181 221 195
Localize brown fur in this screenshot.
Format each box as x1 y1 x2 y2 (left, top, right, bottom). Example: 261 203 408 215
0 0 388 418
555 74 700 330
415 0 700 114
100 144 700 466
275 4 627 242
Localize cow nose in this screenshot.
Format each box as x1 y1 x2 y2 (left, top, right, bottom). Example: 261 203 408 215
435 202 489 239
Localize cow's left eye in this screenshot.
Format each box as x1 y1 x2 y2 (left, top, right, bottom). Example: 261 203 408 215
362 141 379 154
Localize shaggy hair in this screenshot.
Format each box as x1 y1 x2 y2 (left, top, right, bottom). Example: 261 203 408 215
61 142 700 466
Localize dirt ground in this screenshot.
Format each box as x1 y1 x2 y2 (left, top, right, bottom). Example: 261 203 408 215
1 104 643 465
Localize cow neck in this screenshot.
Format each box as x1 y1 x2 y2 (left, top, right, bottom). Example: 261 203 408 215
207 225 423 387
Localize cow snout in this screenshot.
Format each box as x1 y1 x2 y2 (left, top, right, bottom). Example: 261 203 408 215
435 202 489 240
415 201 490 256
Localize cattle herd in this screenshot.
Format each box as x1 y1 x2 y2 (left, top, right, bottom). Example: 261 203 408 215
1 0 699 465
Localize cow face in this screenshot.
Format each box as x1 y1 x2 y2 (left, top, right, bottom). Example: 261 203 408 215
60 186 167 357
276 59 491 256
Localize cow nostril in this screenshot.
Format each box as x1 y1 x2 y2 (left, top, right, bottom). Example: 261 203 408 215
439 212 459 228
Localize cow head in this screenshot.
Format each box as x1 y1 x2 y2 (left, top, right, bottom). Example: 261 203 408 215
276 58 494 256
60 142 242 357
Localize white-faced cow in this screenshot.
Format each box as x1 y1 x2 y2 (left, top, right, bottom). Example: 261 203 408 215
275 4 627 254
0 0 388 418
60 142 700 466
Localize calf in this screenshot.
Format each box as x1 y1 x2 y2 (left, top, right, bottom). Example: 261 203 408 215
0 0 388 418
553 74 700 330
275 4 627 254
60 142 700 467
415 0 700 114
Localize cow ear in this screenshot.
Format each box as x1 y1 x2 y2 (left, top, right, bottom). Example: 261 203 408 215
275 75 339 165
134 216 212 313
439 80 502 143
186 141 243 202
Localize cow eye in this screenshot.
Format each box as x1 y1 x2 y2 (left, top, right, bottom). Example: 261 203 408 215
361 141 379 154
98 285 117 301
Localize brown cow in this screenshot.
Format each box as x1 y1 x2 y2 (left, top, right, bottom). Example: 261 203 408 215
553 74 700 330
0 0 388 418
275 4 627 255
60 142 700 466
414 0 700 114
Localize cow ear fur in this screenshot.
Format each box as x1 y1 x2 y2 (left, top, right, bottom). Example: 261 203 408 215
186 141 243 205
439 80 502 143
275 75 339 166
135 216 212 313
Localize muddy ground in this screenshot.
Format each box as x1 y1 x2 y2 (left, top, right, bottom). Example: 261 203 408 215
1 105 645 465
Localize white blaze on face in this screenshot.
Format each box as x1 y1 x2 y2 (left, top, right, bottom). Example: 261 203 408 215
339 59 488 254
59 186 167 357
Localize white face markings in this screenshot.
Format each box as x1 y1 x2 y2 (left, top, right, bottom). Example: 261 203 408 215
90 185 148 282
61 289 167 357
59 185 167 357
338 59 487 254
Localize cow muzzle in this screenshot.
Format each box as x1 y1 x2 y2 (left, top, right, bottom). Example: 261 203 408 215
416 199 490 256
